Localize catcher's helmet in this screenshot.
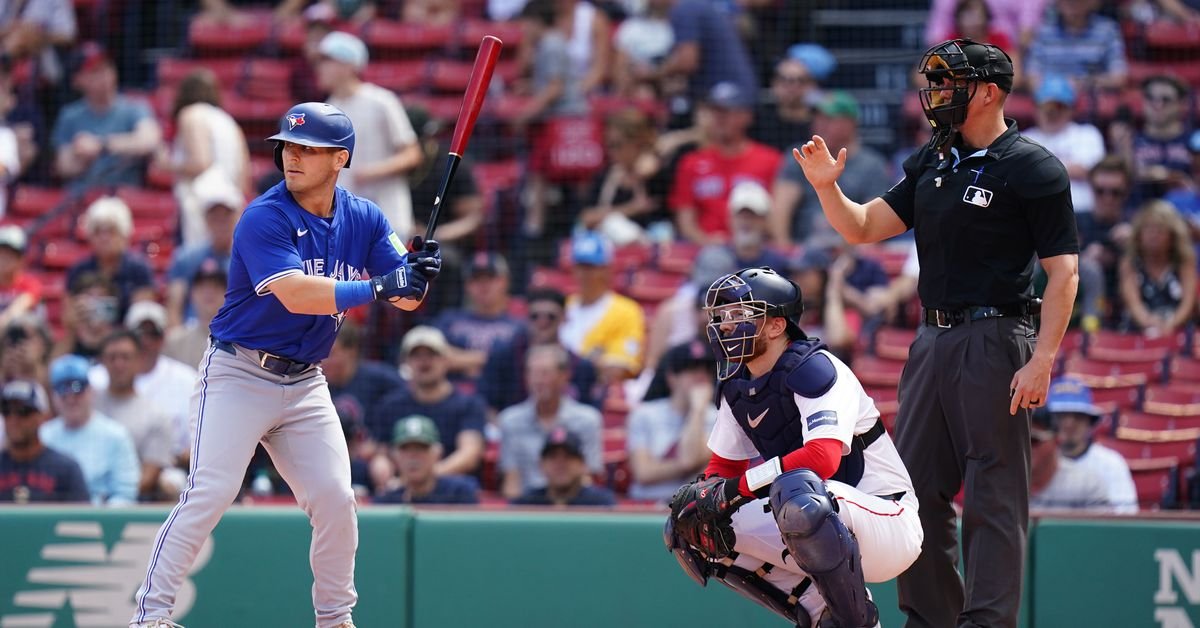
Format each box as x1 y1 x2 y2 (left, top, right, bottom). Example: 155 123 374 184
917 38 1014 149
266 102 356 171
704 267 804 380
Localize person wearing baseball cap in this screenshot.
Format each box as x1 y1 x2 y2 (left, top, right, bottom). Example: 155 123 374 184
1028 402 1111 512
167 173 243 329
562 231 646 382
1024 75 1106 214
374 415 480 505
0 225 40 327
0 379 89 503
510 427 616 506
315 29 422 236
164 258 229 369
429 251 524 380
726 180 789 272
1046 375 1138 513
40 354 139 505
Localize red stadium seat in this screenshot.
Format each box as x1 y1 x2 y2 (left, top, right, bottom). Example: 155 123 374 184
1085 330 1176 362
623 269 685 305
428 59 477 93
10 186 66 218
865 386 899 418
115 187 177 219
399 93 462 122
1100 433 1197 465
145 161 175 190
1143 385 1200 416
364 60 428 94
853 356 906 388
1089 384 1143 414
458 19 524 52
1170 356 1200 385
363 20 453 55
874 327 916 361
1145 22 1200 53
41 240 89 270
656 241 701 276
1127 60 1200 88
1118 411 1200 436
1127 457 1179 509
188 13 271 55
529 266 578 295
157 58 244 88
242 59 293 100
1064 355 1163 388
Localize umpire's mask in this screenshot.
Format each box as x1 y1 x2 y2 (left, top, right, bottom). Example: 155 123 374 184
917 38 1013 150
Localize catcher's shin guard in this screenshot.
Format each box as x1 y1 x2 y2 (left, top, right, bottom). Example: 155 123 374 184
712 562 812 628
769 469 878 628
664 516 711 587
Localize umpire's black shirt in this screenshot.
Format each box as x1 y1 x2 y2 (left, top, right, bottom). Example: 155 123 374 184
883 119 1079 310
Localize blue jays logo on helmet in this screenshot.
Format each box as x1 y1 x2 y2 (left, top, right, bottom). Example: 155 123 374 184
267 102 355 171
704 267 804 380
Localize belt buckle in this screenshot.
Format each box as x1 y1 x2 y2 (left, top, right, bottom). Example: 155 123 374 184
935 310 952 328
258 351 277 370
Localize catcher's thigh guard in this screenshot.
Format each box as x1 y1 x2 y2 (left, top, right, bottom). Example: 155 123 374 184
769 469 877 628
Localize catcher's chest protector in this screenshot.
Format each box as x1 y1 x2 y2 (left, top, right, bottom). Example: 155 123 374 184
719 339 868 487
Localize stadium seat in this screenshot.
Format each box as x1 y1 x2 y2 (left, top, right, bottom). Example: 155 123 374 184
11 186 68 219
1170 356 1200 385
145 161 175 190
364 60 428 94
115 187 177 219
873 327 915 361
1085 330 1176 362
1100 433 1197 465
399 93 463 122
1127 60 1200 88
865 385 898 415
1118 411 1200 435
1127 456 1180 509
428 59 478 93
241 59 293 100
1089 384 1143 413
655 241 700 276
529 266 578 296
853 356 905 388
363 20 453 56
1142 385 1200 416
188 13 271 55
1144 22 1200 53
623 269 685 305
556 240 652 273
41 240 89 270
157 58 244 88
458 19 524 52
1064 355 1163 388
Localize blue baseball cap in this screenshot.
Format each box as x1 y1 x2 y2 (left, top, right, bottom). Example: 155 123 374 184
786 43 836 81
705 81 754 109
1035 75 1076 106
1046 376 1102 420
49 354 91 394
1187 129 1200 154
571 231 613 266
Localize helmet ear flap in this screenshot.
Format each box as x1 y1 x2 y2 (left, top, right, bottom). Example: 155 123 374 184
273 142 284 172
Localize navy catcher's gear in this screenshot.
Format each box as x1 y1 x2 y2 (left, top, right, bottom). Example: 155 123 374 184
705 267 805 380
712 563 813 628
267 102 357 171
663 516 712 587
770 470 878 628
917 39 1014 150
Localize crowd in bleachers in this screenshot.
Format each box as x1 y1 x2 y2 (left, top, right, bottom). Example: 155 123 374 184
0 0 1199 512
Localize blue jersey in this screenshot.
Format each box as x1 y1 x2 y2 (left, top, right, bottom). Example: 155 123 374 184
209 182 408 363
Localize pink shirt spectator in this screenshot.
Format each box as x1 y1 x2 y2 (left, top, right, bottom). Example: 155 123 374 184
926 0 1048 46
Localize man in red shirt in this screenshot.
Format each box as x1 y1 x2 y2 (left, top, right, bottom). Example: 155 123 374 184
0 225 40 330
670 82 781 244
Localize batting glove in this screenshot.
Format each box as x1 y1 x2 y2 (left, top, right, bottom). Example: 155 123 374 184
406 236 442 281
371 263 429 301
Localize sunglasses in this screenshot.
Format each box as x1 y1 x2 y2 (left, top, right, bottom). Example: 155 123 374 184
1094 186 1127 197
1147 94 1179 105
529 310 561 322
775 74 814 85
2 405 38 417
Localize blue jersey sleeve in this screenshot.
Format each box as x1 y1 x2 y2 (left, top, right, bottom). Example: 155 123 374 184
364 201 408 277
236 205 304 295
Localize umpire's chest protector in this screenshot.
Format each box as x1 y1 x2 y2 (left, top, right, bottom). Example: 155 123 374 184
720 339 832 463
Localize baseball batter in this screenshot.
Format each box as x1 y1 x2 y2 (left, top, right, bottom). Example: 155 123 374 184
130 102 442 628
666 268 922 627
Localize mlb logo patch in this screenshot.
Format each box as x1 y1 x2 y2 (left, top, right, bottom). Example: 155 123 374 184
964 185 992 208
287 113 306 130
805 410 838 431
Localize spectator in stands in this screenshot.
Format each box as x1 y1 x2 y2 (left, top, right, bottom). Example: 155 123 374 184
52 43 161 189
323 319 403 442
368 327 486 481
66 196 156 322
196 0 308 25
162 69 250 248
1047 376 1138 513
1024 0 1128 92
0 379 88 503
0 80 22 217
56 273 119 360
627 339 714 502
789 247 855 359
0 0 75 66
646 0 758 112
926 0 1046 50
93 330 177 500
722 180 790 271
0 226 39 329
289 3 336 104
578 109 670 245
642 246 735 379
0 315 53 390
402 0 459 25
40 354 138 505
939 0 1024 85
560 231 645 382
374 415 480 504
164 259 226 368
316 31 423 236
1029 406 1112 511
1079 157 1135 323
670 82 781 245
610 1 674 100
431 252 526 379
511 427 615 506
479 288 600 413
1119 199 1197 336
335 398 373 497
555 0 613 95
165 181 242 329
1023 76 1106 214
498 344 603 498
1114 76 1194 201
773 91 890 247
749 44 830 152
1166 130 1200 235
316 0 376 22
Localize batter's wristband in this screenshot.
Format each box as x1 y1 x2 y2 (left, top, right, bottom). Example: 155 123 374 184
335 280 375 311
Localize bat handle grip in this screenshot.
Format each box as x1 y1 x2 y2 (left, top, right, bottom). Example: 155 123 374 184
424 154 462 242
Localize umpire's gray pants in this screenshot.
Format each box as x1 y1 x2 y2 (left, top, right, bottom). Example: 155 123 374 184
893 317 1034 628
131 343 358 628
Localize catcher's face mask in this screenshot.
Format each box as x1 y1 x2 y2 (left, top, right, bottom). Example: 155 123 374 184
704 274 769 381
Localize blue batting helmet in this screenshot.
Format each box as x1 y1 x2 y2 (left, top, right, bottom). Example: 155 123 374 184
266 102 356 171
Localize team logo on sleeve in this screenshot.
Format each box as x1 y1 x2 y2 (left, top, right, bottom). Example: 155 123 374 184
805 410 838 430
963 185 993 208
287 113 306 130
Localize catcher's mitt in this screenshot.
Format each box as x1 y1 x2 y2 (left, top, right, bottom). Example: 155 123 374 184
669 478 737 559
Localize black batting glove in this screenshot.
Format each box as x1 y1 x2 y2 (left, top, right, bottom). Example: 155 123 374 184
407 236 442 281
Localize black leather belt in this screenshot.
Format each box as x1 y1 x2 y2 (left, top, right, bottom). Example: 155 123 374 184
922 302 1034 328
211 338 314 376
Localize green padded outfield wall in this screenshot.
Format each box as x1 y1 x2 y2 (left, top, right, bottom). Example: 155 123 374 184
0 508 410 628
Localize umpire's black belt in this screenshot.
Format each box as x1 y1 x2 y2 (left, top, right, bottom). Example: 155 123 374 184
921 302 1037 328
211 338 314 376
